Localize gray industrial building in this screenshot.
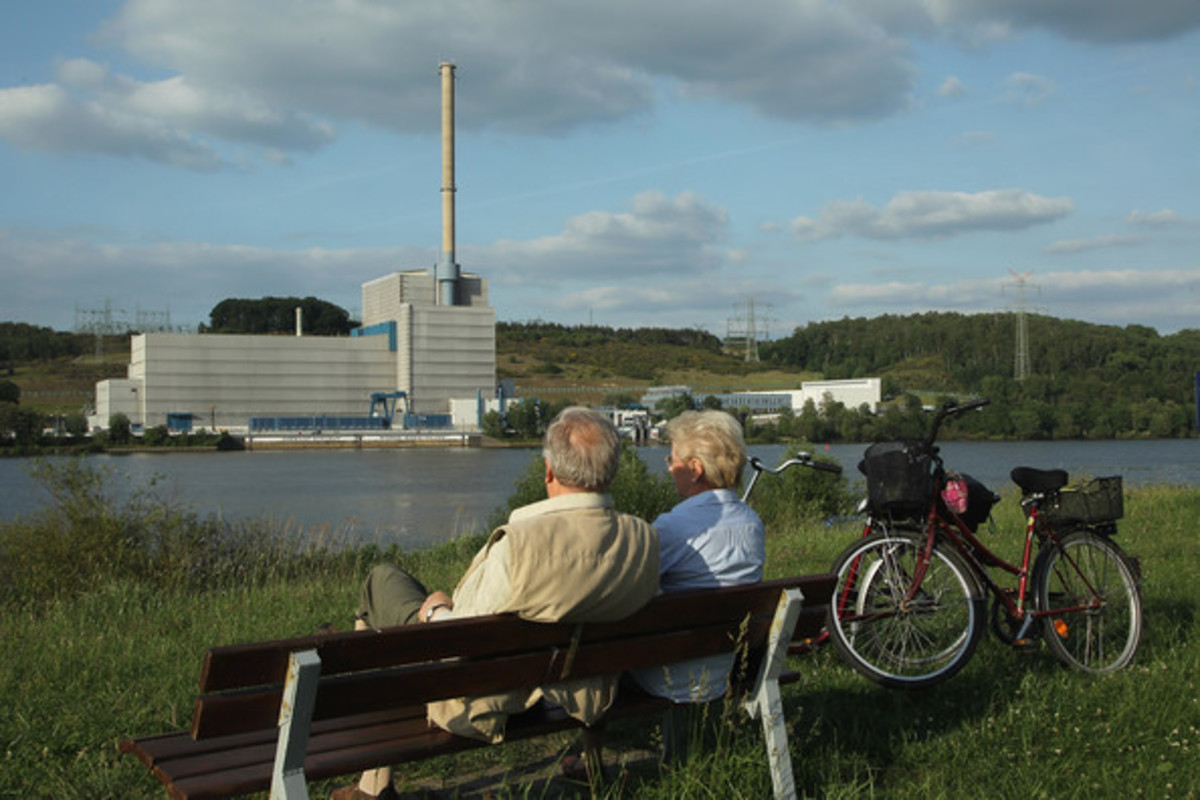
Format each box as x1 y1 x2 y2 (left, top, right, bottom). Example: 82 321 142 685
91 63 497 435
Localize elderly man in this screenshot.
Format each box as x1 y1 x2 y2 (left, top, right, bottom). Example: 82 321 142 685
332 406 659 800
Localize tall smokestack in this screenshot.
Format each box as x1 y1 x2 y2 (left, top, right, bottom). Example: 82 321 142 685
435 62 459 306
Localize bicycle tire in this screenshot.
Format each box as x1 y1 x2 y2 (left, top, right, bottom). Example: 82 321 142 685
828 530 985 689
1033 529 1142 673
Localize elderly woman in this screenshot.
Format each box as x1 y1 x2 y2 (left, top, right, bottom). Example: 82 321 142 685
631 409 766 704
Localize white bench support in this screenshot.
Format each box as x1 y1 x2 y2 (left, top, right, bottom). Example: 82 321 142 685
743 587 803 800
271 648 322 800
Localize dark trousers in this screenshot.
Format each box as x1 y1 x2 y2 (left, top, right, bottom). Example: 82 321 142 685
356 563 430 629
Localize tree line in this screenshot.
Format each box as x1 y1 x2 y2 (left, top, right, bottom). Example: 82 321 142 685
759 312 1200 440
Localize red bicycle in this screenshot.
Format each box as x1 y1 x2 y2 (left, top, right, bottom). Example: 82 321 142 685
827 399 1143 689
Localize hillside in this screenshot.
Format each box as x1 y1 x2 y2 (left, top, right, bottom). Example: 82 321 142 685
494 321 815 404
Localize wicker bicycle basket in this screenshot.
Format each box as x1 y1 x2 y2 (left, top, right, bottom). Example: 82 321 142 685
859 441 934 517
1042 475 1124 524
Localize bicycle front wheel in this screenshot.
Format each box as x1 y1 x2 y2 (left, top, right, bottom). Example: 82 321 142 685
829 531 984 690
1033 530 1142 673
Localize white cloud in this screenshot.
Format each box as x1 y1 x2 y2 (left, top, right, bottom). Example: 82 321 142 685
482 190 731 284
1003 71 1056 106
934 0 1200 43
938 75 968 97
1047 235 1147 254
1127 208 1181 227
2 1 1193 169
791 189 1072 241
0 59 335 169
0 0 920 167
0 230 424 328
952 131 994 146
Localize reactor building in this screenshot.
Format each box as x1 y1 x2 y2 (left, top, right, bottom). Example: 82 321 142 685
91 63 497 435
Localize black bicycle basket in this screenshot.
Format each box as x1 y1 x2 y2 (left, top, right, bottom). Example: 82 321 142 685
859 441 934 518
1042 475 1124 524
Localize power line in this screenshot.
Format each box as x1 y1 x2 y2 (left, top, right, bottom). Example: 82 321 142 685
1004 270 1041 381
725 297 773 363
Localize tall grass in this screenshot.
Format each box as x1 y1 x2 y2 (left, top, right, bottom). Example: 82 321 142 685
0 461 1196 798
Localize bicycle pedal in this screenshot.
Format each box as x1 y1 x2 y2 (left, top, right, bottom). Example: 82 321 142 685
1010 638 1039 652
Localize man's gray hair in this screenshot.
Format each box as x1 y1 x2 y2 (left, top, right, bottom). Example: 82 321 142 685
543 406 621 491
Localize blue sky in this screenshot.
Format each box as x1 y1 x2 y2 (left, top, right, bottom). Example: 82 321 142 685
2 1 1198 338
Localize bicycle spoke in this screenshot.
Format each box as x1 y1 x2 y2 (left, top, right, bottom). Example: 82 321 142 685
1035 530 1141 673
830 532 982 689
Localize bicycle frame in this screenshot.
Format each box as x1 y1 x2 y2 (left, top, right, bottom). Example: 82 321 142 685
879 487 1112 645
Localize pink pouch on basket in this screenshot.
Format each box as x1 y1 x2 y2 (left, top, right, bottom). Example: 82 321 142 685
941 477 968 514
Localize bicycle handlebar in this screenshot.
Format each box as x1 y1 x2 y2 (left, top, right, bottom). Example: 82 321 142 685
742 453 843 502
924 397 990 448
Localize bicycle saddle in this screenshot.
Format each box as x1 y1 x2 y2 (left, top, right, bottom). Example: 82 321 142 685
1010 466 1069 494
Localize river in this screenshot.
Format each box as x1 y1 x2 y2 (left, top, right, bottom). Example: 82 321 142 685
1 439 1196 549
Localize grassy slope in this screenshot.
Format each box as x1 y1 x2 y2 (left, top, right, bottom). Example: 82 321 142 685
7 353 127 415
2 486 1195 798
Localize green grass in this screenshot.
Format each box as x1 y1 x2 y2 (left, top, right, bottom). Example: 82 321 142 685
1 469 1197 798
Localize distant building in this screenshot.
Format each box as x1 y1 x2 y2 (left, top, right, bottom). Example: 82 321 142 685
640 378 882 417
91 269 496 433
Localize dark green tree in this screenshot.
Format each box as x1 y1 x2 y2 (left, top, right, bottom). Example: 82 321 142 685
480 410 505 439
0 379 18 404
205 297 355 335
0 405 44 449
108 413 133 445
64 411 89 437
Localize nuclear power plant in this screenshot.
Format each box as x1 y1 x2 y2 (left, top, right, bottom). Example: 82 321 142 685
91 63 497 439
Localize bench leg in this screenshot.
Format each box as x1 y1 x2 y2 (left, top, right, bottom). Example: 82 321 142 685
582 724 605 782
743 588 802 800
271 649 322 800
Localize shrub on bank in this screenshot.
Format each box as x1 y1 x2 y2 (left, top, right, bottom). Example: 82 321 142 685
0 459 359 608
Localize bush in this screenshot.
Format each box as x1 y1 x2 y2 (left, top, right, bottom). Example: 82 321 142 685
108 412 132 444
142 425 171 446
0 460 351 608
743 444 854 531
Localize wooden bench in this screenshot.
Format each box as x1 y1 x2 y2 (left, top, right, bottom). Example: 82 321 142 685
120 572 836 800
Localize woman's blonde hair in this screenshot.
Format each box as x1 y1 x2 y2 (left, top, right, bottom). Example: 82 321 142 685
667 410 747 489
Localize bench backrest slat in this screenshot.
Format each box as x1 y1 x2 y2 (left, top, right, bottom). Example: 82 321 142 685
191 616 776 739
199 575 830 692
190 573 836 741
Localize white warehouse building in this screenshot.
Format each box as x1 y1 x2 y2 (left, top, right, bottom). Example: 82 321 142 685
91 269 496 432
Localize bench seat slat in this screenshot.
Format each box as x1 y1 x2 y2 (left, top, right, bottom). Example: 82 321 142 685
147 695 676 800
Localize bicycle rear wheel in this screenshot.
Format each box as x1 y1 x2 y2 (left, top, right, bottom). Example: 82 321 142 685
829 531 984 689
1033 530 1142 673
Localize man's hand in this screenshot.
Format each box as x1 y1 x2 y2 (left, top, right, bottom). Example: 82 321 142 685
419 591 454 623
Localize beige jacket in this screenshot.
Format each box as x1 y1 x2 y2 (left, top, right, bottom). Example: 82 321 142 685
426 492 659 742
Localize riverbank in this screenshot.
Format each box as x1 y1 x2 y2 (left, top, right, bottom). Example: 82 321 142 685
2 481 1195 797
244 430 482 449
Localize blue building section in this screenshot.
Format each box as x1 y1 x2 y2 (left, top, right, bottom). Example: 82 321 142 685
402 413 453 429
351 321 398 351
166 412 195 433
249 415 390 433
248 410 454 433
